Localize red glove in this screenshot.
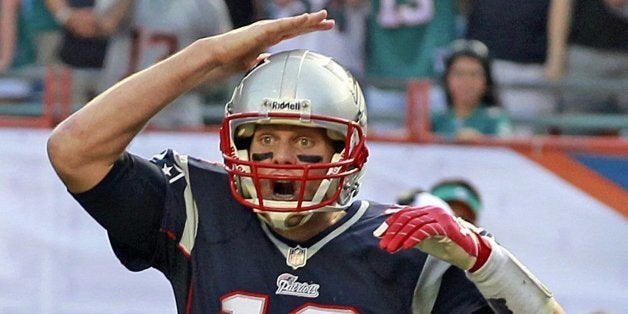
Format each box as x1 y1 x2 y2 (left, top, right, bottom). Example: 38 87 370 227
374 205 491 272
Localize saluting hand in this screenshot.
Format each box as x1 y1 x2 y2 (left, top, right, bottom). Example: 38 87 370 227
198 10 335 83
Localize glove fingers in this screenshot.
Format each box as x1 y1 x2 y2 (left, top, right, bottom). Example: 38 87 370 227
402 222 447 249
380 211 435 252
379 211 411 251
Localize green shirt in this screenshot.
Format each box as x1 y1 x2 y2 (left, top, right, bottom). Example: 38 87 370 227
431 106 513 140
366 0 458 80
11 0 59 69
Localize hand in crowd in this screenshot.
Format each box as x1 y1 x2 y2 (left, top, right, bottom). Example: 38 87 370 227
454 128 485 144
65 8 100 38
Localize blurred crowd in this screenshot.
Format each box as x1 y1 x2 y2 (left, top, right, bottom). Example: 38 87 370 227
1 0 627 136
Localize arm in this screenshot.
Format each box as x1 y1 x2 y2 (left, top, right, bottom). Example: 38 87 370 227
47 10 334 193
45 0 101 38
95 0 134 37
0 0 19 72
545 0 573 81
375 206 564 313
44 0 74 27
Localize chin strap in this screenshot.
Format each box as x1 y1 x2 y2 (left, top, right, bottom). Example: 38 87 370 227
257 211 314 230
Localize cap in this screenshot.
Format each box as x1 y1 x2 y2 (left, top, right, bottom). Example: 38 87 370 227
430 182 482 215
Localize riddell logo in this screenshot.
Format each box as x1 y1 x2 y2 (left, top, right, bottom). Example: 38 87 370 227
275 273 320 298
267 100 302 111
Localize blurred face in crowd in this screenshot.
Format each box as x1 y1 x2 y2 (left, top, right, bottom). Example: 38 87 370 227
446 56 487 112
448 201 477 224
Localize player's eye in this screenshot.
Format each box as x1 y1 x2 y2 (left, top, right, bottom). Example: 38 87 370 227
260 135 273 145
297 137 313 148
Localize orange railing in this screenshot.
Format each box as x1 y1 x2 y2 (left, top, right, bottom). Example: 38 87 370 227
367 80 628 156
0 66 72 128
1 71 627 155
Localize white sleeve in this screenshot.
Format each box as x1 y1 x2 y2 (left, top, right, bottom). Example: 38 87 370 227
467 238 556 313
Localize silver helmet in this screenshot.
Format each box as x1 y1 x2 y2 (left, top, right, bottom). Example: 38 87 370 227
220 50 368 229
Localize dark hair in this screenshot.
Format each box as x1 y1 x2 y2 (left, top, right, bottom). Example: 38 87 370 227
442 40 499 108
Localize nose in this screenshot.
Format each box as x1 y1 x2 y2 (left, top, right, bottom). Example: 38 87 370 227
272 141 297 164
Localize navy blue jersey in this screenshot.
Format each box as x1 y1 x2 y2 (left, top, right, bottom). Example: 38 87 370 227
72 150 490 313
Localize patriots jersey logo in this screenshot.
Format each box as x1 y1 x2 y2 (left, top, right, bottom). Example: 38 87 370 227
275 273 320 298
161 163 184 183
152 150 184 183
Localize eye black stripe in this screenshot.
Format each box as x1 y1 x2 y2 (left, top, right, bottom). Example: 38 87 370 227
250 152 323 163
297 155 323 163
251 152 273 161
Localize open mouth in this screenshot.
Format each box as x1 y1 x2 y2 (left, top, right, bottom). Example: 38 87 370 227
273 181 296 199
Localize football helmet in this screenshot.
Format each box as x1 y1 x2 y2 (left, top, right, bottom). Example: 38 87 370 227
220 50 368 229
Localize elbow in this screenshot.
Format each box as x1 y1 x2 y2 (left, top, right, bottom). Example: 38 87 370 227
47 120 85 182
47 118 121 193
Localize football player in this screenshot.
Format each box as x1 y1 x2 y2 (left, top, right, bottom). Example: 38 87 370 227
47 10 564 313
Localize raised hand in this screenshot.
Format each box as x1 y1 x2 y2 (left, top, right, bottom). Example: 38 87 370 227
374 205 491 271
47 10 335 194
199 10 335 83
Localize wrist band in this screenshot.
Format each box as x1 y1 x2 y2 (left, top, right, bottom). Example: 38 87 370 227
55 6 73 25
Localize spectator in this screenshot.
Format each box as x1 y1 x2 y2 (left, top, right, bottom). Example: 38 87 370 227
322 0 370 80
264 0 309 19
463 0 559 135
396 178 482 225
45 0 110 107
0 0 60 72
224 0 264 28
546 0 628 114
366 0 457 79
264 0 312 54
96 0 233 129
266 0 370 80
431 39 513 142
0 0 59 107
365 0 458 131
430 178 481 224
